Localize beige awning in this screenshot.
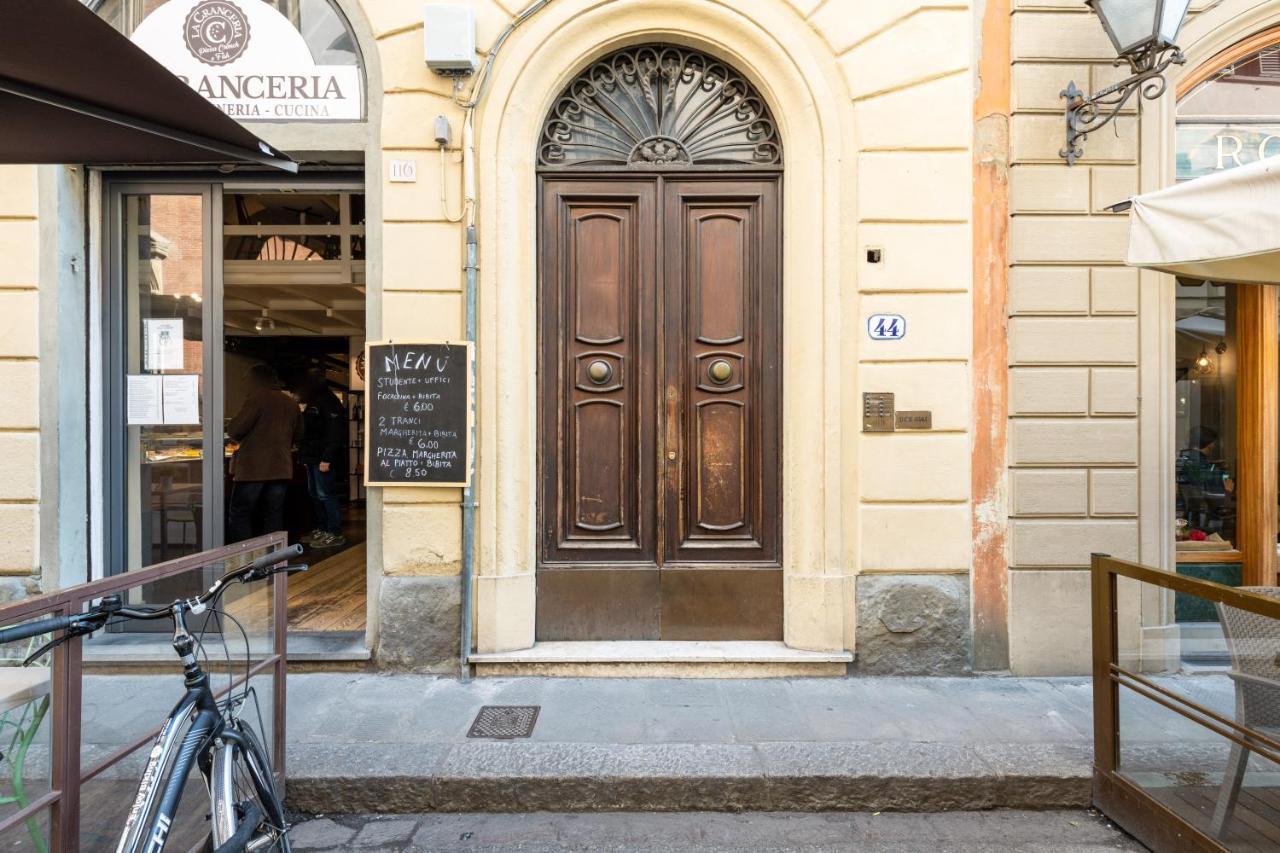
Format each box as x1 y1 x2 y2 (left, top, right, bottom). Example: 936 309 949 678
1127 155 1280 285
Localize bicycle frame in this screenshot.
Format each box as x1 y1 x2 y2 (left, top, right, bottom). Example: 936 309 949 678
116 673 222 853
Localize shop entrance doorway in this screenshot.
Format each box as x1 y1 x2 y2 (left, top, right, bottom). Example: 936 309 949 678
104 181 367 648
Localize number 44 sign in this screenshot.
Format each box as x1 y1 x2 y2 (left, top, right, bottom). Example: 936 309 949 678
867 313 906 341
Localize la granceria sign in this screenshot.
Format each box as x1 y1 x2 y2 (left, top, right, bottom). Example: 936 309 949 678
1177 123 1280 180
132 0 362 121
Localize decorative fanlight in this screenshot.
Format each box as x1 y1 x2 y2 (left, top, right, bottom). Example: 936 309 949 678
539 45 782 168
1060 0 1192 165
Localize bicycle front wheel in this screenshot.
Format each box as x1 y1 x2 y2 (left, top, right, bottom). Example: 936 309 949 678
209 719 290 852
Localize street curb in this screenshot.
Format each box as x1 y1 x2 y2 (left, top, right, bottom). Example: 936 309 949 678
285 774 1092 813
282 741 1093 813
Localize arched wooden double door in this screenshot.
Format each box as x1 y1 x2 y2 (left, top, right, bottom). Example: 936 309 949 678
535 46 783 641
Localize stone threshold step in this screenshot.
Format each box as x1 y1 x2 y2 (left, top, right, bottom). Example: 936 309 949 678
284 741 1091 814
469 641 854 665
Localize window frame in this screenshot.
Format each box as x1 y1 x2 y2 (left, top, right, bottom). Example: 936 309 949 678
1174 32 1280 586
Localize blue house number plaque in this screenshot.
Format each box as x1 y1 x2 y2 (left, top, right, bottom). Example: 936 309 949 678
867 314 906 340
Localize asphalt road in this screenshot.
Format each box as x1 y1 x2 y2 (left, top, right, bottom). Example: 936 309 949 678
287 809 1147 851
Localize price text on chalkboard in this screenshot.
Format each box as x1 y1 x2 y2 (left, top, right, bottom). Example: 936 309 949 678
364 341 472 487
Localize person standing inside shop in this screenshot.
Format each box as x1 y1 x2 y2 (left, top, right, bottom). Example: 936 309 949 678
299 368 347 549
226 363 301 543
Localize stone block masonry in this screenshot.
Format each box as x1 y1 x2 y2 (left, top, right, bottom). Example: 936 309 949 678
1005 0 1146 675
0 166 40 581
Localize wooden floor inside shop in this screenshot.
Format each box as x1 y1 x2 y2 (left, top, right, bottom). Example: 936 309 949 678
288 542 366 632
287 504 366 633
1145 782 1280 851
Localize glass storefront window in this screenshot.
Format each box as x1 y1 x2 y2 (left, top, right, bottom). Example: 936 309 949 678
223 191 364 263
121 193 209 570
1177 42 1280 179
1174 279 1236 549
1173 31 1280 608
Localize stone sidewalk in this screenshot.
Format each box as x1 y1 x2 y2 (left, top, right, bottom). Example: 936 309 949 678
275 673 1232 814
75 673 1235 813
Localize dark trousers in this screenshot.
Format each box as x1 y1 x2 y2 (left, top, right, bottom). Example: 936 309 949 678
304 465 342 534
227 480 289 544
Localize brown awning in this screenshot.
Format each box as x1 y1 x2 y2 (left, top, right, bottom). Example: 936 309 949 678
0 0 295 171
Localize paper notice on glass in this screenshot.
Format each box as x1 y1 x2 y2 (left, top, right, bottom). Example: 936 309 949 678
143 318 184 371
126 374 163 425
162 374 200 425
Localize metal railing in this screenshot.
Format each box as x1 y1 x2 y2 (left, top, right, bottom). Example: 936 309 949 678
0 533 290 852
1092 553 1280 853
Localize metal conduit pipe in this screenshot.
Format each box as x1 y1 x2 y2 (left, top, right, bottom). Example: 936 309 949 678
457 0 554 680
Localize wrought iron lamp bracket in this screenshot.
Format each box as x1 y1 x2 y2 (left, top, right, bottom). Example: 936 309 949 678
1059 45 1185 165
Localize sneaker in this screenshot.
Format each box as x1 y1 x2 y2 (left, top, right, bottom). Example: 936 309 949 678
310 531 334 547
313 532 347 548
301 529 324 545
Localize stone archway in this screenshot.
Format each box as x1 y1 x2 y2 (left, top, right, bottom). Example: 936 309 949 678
471 0 857 658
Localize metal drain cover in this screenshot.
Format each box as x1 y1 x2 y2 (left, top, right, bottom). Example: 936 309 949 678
467 705 540 739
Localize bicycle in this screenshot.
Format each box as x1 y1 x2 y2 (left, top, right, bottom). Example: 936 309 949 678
0 543 307 853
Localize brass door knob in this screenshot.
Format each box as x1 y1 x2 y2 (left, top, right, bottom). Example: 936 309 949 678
707 359 733 384
587 360 612 384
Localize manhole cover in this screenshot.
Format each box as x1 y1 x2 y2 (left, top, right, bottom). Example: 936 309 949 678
467 705 540 739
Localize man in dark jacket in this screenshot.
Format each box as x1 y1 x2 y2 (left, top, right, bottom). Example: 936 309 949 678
298 368 347 548
226 363 300 543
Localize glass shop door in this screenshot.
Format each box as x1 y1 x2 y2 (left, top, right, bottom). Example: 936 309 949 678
105 184 224 582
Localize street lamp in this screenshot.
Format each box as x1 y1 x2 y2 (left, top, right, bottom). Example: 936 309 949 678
1060 0 1193 165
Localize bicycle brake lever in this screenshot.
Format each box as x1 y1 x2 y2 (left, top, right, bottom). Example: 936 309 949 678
23 637 60 667
23 614 108 665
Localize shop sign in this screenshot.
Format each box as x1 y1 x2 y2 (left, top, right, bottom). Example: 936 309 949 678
131 0 362 121
365 341 473 487
1177 123 1280 180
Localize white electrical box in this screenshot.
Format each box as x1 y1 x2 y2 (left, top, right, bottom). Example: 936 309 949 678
424 5 477 75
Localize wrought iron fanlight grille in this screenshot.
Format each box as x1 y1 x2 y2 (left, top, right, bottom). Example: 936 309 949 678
538 45 783 169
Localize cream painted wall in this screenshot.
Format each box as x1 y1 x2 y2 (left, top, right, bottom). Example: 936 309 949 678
360 0 976 664
0 166 41 596
2 0 981 672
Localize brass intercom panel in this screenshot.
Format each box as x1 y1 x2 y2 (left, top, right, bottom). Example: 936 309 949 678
862 392 895 432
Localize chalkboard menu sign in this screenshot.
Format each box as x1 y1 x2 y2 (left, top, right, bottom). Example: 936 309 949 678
364 341 472 487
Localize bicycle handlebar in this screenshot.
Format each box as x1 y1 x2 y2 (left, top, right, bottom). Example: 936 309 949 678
0 543 307 645
0 614 75 646
243 543 303 575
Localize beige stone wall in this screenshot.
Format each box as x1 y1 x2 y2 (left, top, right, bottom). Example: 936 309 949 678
0 166 41 596
361 0 477 592
0 0 981 671
353 0 979 666
1006 1 1140 675
1002 0 1244 675
823 0 973 673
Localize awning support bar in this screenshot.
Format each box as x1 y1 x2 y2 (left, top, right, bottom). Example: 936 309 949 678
0 74 298 173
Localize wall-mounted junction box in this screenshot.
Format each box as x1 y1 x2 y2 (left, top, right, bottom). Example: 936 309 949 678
424 5 477 75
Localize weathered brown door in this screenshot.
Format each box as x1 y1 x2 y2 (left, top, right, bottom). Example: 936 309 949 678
537 176 782 640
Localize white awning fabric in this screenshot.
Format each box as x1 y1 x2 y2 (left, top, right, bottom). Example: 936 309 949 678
1127 155 1280 285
